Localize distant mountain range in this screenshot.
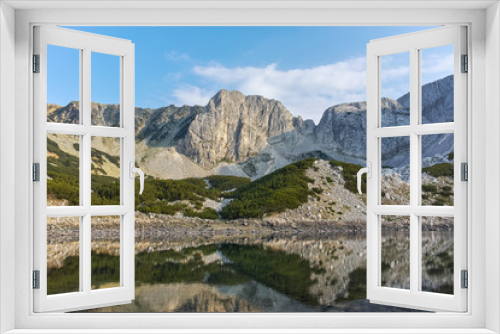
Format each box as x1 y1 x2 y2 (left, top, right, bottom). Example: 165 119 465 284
47 75 454 180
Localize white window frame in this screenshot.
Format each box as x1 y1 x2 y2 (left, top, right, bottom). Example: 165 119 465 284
0 2 498 333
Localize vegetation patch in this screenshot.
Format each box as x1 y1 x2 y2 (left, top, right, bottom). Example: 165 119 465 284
184 207 218 220
206 175 251 191
47 138 80 205
135 178 222 216
220 159 316 219
329 160 366 194
422 163 454 178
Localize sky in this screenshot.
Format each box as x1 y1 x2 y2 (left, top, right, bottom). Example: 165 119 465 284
48 26 454 123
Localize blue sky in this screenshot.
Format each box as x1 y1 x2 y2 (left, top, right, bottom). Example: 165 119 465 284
49 26 453 123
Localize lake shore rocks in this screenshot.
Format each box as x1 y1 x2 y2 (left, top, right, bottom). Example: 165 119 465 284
47 211 453 244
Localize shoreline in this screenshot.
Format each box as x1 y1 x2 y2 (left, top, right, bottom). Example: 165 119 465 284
47 212 454 242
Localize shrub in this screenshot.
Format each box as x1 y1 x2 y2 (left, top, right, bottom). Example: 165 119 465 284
422 163 454 178
312 187 323 194
206 175 251 191
184 207 218 219
220 159 316 219
422 184 438 193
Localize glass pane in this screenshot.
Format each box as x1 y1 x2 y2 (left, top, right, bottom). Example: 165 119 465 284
421 217 454 294
91 215 121 290
381 136 410 205
380 52 410 127
421 45 454 124
91 137 120 205
421 134 454 206
47 134 80 206
47 45 80 124
381 215 410 290
91 52 120 127
47 216 80 295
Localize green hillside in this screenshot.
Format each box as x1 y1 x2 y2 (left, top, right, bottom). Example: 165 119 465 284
220 159 316 219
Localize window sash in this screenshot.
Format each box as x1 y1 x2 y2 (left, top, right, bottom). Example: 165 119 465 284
366 26 468 312
32 25 136 313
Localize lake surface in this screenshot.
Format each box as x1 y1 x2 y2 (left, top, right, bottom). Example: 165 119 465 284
47 230 454 312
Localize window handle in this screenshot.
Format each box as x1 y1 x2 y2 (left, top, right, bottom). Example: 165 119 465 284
357 162 371 194
129 162 144 195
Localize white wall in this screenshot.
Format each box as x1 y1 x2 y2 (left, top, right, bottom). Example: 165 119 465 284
0 2 16 333
485 2 500 333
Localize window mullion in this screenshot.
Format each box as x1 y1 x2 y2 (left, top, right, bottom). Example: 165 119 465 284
409 47 420 294
82 47 92 294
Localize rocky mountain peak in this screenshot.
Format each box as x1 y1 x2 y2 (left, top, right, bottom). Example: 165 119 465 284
177 89 296 168
210 89 245 104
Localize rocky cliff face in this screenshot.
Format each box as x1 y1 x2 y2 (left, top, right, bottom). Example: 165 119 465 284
137 105 204 146
314 101 368 163
177 89 296 168
313 75 454 168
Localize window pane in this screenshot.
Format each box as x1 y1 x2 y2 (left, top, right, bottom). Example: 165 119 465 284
421 217 454 294
380 52 410 127
421 134 454 206
47 216 80 295
91 137 120 205
381 215 410 290
421 45 454 124
381 136 410 205
47 134 80 206
47 45 80 124
91 215 121 290
91 52 120 127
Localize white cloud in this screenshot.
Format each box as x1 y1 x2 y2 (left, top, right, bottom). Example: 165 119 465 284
171 57 413 123
173 85 214 107
421 53 454 84
188 59 367 123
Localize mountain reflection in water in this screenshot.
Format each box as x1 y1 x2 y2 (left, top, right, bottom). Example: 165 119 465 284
45 232 453 312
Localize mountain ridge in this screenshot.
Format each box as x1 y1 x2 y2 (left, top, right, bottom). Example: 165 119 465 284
48 75 454 180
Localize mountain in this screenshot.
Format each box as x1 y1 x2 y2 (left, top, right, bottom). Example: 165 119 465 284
314 75 454 168
48 75 454 180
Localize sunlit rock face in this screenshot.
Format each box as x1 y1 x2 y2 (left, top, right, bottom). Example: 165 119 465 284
177 89 296 168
